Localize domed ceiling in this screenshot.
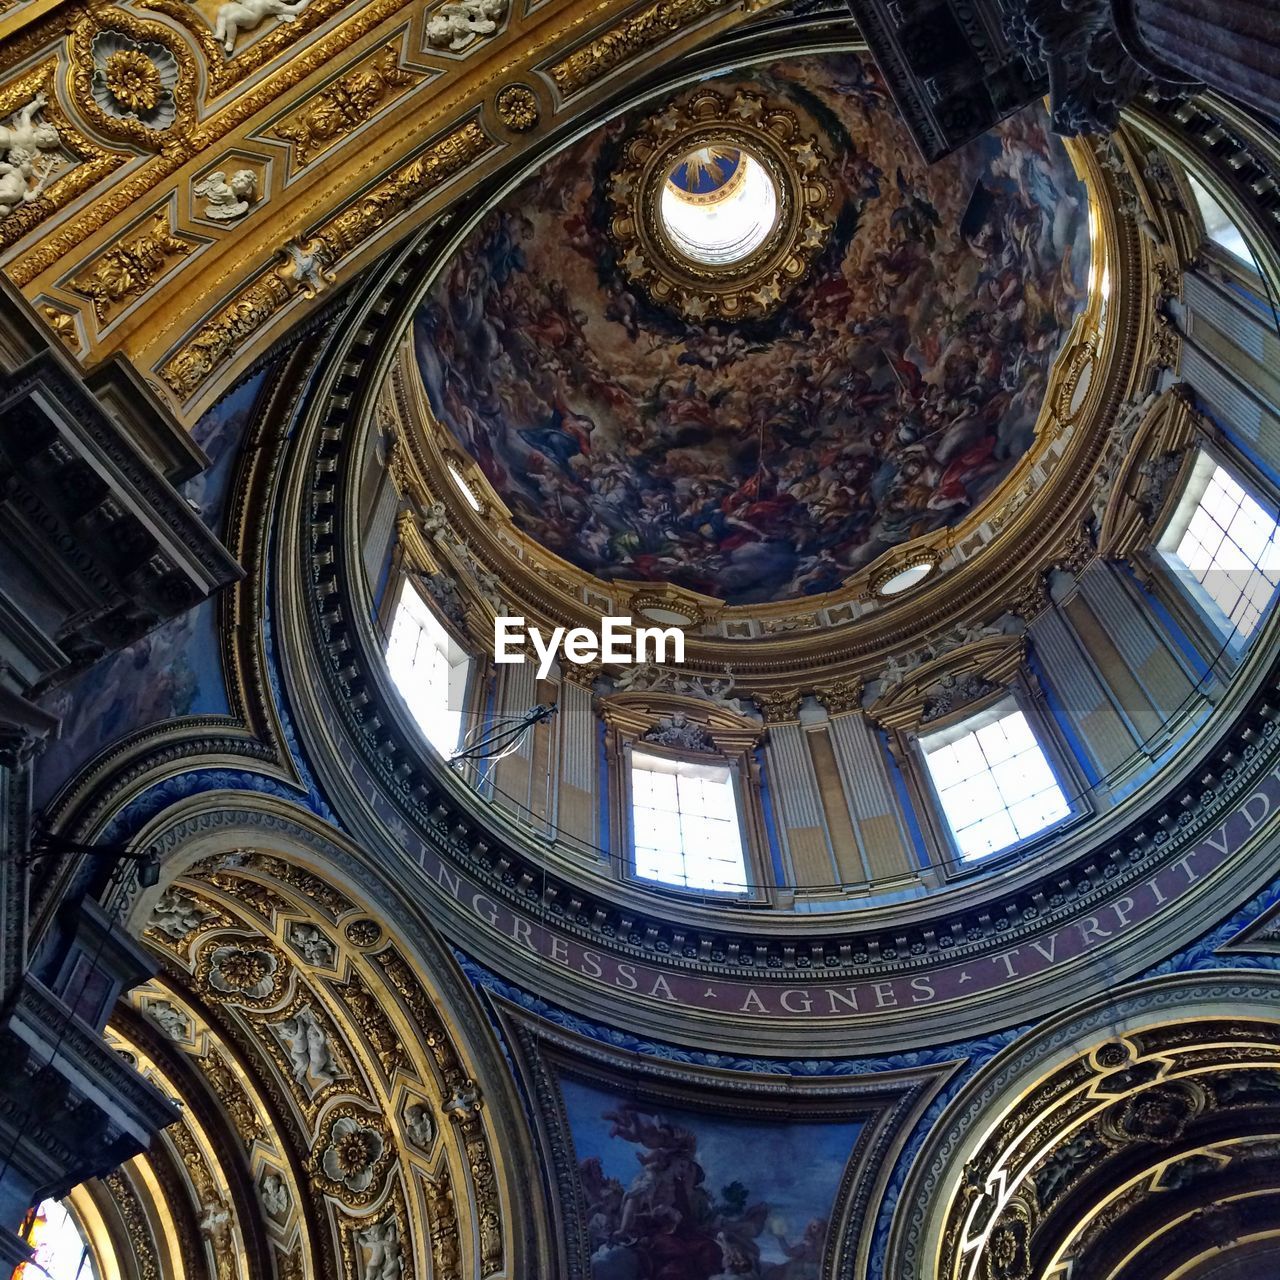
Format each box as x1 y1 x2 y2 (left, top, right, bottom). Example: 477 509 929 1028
412 54 1090 606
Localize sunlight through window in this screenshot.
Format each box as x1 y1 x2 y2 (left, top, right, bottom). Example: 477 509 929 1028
630 750 747 892
1160 452 1280 641
921 700 1070 860
1188 175 1259 273
15 1200 95 1280
660 145 778 266
386 578 469 757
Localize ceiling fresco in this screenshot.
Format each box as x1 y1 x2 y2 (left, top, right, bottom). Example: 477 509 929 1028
412 54 1091 605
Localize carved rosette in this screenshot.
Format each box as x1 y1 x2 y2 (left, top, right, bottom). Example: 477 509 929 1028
310 1104 395 1205
606 87 835 323
69 11 196 147
494 83 538 132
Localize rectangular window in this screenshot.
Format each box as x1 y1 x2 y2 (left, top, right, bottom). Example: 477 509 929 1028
630 749 747 893
385 578 469 758
1159 452 1280 643
920 698 1071 860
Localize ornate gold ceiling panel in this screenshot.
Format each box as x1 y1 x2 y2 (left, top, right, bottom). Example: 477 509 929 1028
887 974 1280 1280
85 840 538 1278
0 0 777 422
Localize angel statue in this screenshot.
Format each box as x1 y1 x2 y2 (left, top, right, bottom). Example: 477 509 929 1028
213 0 309 54
194 168 256 220
426 0 505 50
0 92 62 219
356 1219 403 1280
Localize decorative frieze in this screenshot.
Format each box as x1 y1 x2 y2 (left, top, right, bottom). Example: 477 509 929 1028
161 119 490 398
274 42 418 167
69 208 194 324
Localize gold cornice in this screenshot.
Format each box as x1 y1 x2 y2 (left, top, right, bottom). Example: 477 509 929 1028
546 0 721 96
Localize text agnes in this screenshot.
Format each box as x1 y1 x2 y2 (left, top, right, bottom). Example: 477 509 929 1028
494 616 683 679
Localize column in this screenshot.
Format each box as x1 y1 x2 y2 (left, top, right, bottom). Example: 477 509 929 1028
1030 604 1142 783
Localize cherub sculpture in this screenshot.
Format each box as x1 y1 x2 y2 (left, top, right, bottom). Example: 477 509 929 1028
356 1219 403 1280
194 168 256 220
0 93 61 219
273 1005 339 1086
214 0 309 54
425 0 505 50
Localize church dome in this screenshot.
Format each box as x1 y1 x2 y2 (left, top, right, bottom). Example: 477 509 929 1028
412 57 1093 606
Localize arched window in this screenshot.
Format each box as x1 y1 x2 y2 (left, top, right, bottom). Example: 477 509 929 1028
1158 450 1280 644
628 747 749 892
385 577 471 757
918 697 1071 861
1188 175 1260 275
16 1199 96 1280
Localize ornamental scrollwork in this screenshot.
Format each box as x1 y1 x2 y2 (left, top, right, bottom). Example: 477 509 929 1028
547 0 730 97
273 42 417 167
68 208 195 326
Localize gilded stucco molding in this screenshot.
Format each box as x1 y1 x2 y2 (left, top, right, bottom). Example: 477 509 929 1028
4 0 413 284
131 867 479 1278
66 7 199 148
4 0 759 412
102 813 542 1274
886 972 1280 1280
138 0 378 97
493 82 538 131
605 85 835 322
272 41 420 169
545 0 732 98
68 205 197 325
159 117 492 400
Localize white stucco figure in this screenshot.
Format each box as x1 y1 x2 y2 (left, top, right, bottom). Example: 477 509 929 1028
425 0 505 50
0 93 61 218
214 0 309 54
273 1005 339 1087
194 168 257 220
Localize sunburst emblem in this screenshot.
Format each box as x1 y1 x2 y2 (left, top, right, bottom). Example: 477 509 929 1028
665 146 745 205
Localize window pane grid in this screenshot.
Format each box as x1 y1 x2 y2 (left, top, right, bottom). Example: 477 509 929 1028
1168 461 1280 641
631 752 747 893
922 705 1070 861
